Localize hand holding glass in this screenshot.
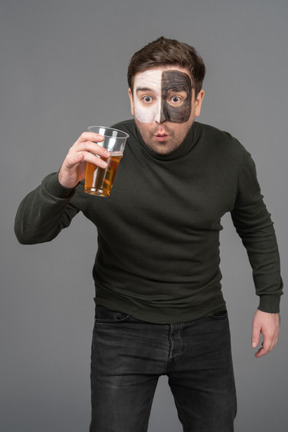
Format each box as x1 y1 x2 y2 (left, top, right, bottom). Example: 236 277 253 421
84 126 129 196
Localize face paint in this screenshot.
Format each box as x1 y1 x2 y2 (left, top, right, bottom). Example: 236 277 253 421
133 70 162 123
133 69 192 124
161 70 192 123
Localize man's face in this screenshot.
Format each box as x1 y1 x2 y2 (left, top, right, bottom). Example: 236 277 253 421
128 66 204 155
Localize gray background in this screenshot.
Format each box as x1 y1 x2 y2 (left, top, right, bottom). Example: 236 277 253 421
1 0 287 431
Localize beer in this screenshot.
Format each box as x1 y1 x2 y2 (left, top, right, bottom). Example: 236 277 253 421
84 152 123 196
84 125 129 196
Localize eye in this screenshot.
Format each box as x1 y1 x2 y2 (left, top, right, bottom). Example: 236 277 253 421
142 95 153 104
169 96 183 105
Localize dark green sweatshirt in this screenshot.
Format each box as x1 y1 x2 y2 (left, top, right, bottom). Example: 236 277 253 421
14 120 283 323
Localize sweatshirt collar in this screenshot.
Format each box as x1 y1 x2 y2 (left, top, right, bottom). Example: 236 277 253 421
135 121 198 161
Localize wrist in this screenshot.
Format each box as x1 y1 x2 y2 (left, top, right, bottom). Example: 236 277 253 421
58 171 78 190
44 173 75 198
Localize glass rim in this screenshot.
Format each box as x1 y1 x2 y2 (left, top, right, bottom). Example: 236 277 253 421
88 125 129 139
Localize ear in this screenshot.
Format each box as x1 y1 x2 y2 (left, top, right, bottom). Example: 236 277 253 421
128 88 135 116
194 89 205 117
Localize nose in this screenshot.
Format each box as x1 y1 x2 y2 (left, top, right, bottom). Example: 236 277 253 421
157 112 167 124
155 102 167 124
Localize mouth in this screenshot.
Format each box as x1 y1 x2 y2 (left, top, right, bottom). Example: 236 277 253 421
154 132 169 142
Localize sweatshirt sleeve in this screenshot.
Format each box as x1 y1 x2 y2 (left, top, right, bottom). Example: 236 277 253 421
230 147 283 313
14 172 80 245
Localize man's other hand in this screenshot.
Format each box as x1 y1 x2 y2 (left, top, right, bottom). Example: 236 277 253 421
251 310 280 358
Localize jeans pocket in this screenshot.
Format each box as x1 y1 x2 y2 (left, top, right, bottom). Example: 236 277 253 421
207 310 228 321
95 305 130 323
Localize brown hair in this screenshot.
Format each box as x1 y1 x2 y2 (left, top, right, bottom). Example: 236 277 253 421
127 36 206 96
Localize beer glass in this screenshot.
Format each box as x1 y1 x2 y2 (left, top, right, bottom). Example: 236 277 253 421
84 126 129 196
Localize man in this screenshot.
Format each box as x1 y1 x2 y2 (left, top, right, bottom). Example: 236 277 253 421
15 37 283 432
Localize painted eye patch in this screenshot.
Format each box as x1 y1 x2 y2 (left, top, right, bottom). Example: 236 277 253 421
133 70 192 124
160 70 192 123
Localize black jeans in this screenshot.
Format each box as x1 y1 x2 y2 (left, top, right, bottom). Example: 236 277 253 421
90 306 237 432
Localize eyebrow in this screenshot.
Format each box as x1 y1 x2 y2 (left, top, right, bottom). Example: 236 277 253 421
136 87 154 92
165 88 188 93
162 84 190 92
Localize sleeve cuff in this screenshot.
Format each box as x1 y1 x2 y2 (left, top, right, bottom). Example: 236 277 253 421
43 172 75 199
258 295 281 314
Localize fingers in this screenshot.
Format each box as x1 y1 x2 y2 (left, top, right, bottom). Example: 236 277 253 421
58 132 110 189
65 132 110 170
254 335 275 358
72 132 110 164
74 131 105 145
66 142 109 169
